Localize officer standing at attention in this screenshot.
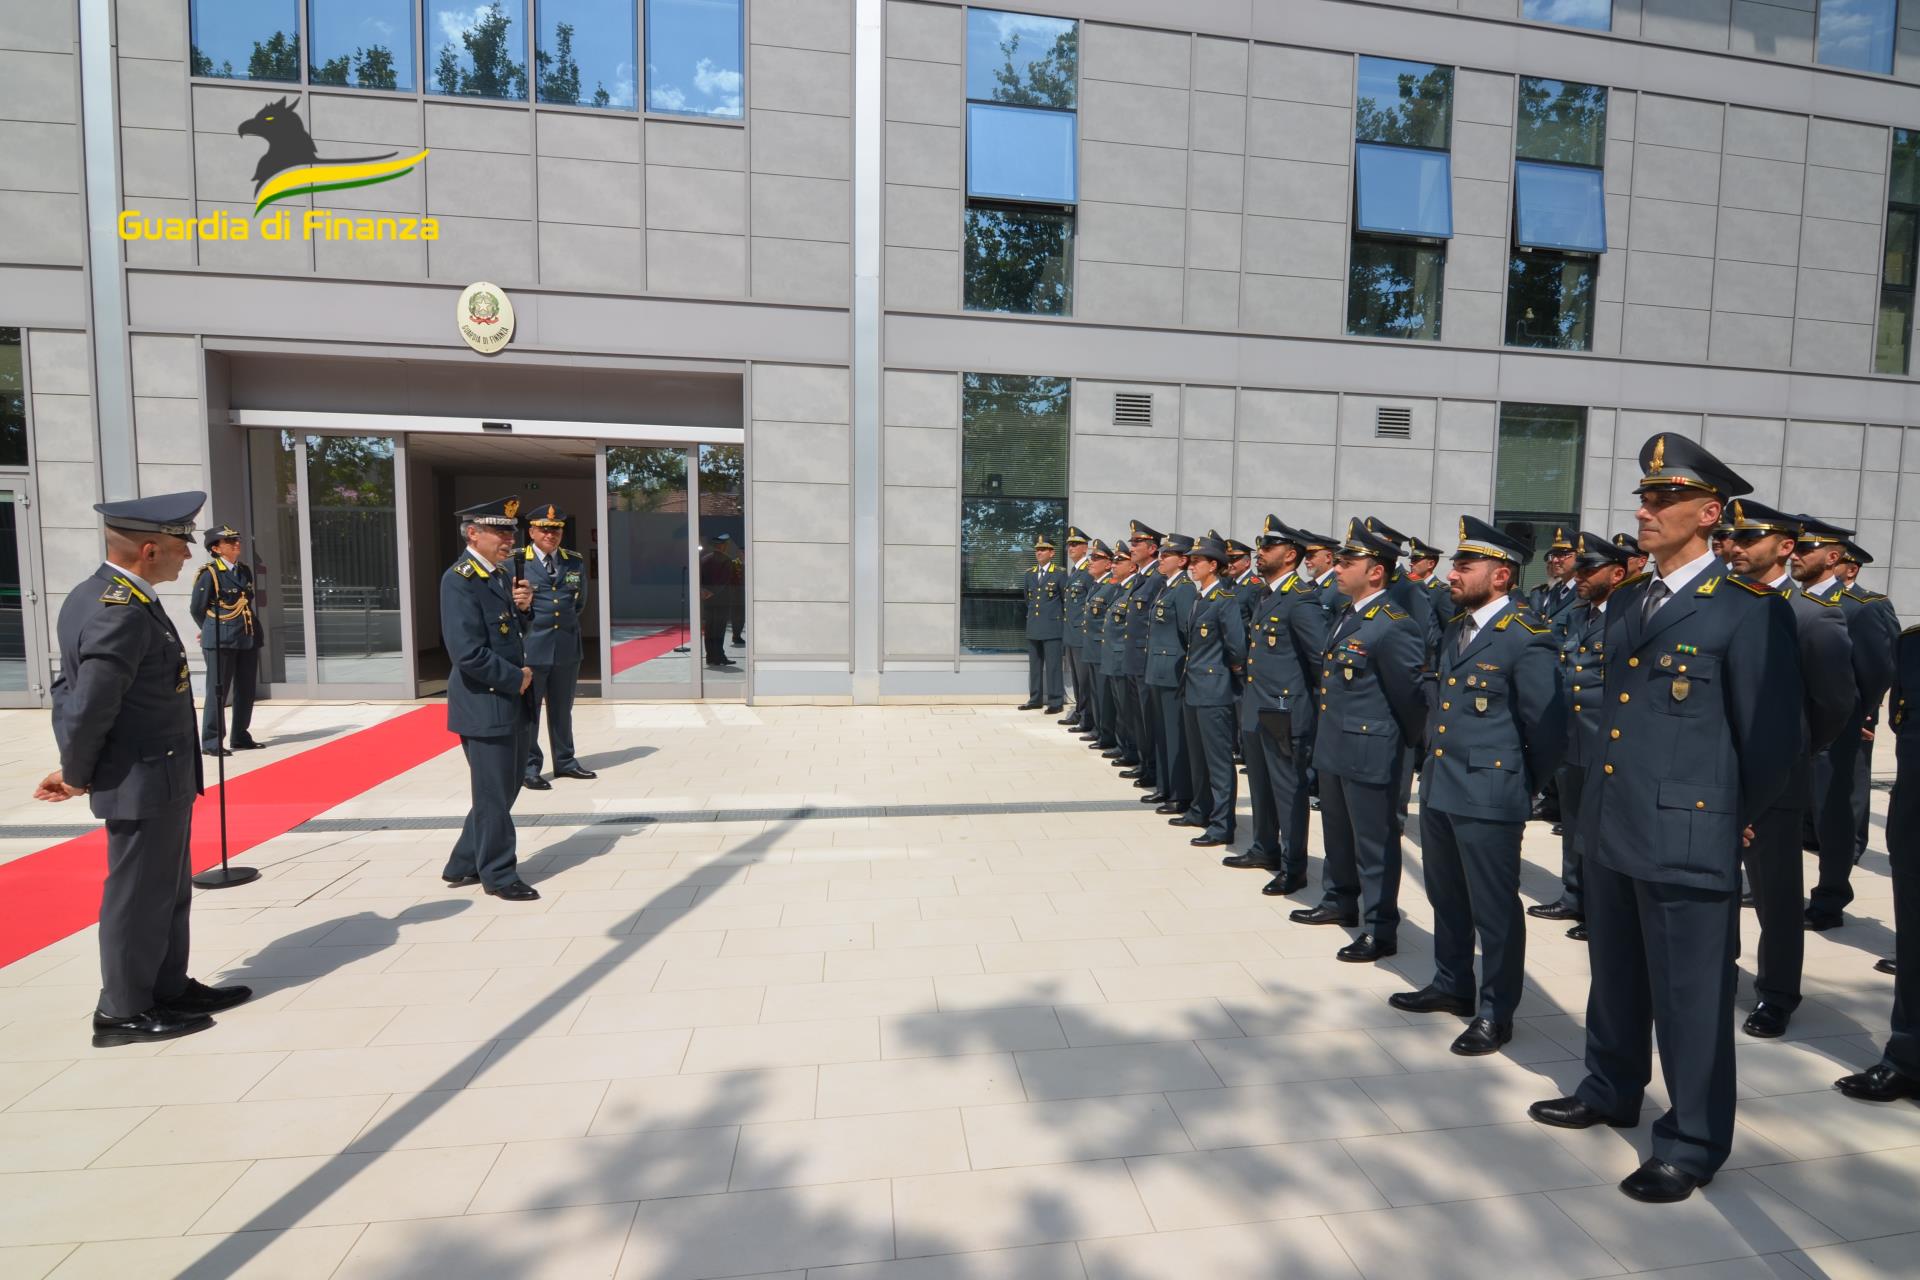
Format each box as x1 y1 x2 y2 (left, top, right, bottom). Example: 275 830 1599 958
1405 536 1445 593
1364 516 1442 662
1226 537 1263 626
1392 518 1565 1055
1529 529 1581 630
1612 532 1648 577
1528 435 1802 1204
1839 540 1899 865
519 504 596 790
1097 538 1141 762
189 523 263 756
1121 523 1166 791
1060 527 1095 732
1142 534 1195 810
38 492 252 1046
1175 536 1246 847
1080 542 1118 748
1720 501 1854 1040
1291 521 1428 962
1018 535 1067 713
441 497 540 901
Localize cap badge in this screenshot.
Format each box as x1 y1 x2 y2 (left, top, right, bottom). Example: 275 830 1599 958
1649 436 1666 475
504 499 520 519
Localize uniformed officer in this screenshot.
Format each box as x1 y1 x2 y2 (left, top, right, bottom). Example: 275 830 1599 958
1795 517 1899 929
189 523 262 756
1119 522 1166 789
1080 541 1118 746
1020 535 1067 713
1060 527 1095 731
519 504 596 790
1291 520 1428 962
1613 532 1649 578
1228 515 1327 894
1840 540 1899 865
441 496 540 901
1143 534 1196 811
1392 517 1565 1055
1296 529 1346 812
1529 528 1582 632
1364 516 1443 661
1225 538 1261 621
1529 532 1632 938
1833 621 1920 1102
1721 500 1855 1040
1405 537 1443 589
1175 536 1246 846
1709 522 1736 565
1529 434 1802 1204
1097 539 1141 762
39 492 251 1047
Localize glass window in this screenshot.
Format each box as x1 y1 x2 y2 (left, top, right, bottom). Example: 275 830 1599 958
697 443 745 693
967 104 1077 203
1514 161 1607 252
1355 144 1453 239
536 0 636 107
252 431 308 685
1516 78 1607 167
1817 0 1896 75
1348 237 1446 340
0 493 25 690
191 0 301 81
1521 0 1611 31
1355 57 1452 150
961 373 1069 655
0 330 25 468
428 0 528 99
309 0 412 89
1507 252 1597 350
306 434 402 683
645 0 743 118
607 446 694 689
1875 129 1918 373
1495 402 1587 593
965 204 1074 315
966 9 1077 107
1891 128 1920 205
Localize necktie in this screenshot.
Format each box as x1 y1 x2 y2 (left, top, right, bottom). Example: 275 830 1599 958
1457 617 1477 656
1641 579 1670 623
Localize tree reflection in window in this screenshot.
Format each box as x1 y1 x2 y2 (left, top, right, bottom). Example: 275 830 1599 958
1507 252 1596 350
1348 238 1445 341
961 373 1069 655
965 204 1074 316
429 0 528 100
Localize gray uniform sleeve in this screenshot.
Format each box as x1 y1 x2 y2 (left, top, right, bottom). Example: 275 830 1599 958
55 605 147 788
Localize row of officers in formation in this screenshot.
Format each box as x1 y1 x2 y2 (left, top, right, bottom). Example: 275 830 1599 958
1017 431 1916 1205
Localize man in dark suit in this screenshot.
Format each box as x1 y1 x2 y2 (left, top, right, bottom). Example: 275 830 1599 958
189 523 262 756
1529 434 1802 1204
1393 517 1565 1055
1019 535 1066 713
440 496 539 901
1176 536 1246 848
1143 534 1196 812
39 492 251 1046
519 504 595 789
1060 527 1095 731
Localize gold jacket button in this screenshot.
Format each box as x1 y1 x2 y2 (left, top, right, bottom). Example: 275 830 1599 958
1619 693 1630 703
1610 728 1620 739
1695 800 1705 809
1441 701 1450 710
1628 657 1639 667
1604 763 1614 774
1434 747 1444 757
1447 677 1457 686
1436 725 1446 733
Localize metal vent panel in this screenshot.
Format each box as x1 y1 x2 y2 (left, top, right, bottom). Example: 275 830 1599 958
1375 406 1414 439
1113 392 1154 427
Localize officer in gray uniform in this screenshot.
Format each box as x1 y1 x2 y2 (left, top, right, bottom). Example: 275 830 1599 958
189 523 262 756
1291 521 1428 963
1060 527 1094 730
1722 500 1853 1040
1176 536 1246 846
519 504 596 789
1529 527 1582 631
41 492 251 1047
1144 534 1195 813
1529 434 1802 1205
1405 536 1445 597
1080 542 1118 746
1119 523 1166 788
1020 535 1067 713
440 496 539 901
1363 516 1443 663
1391 517 1565 1056
1096 541 1139 760
1612 532 1648 578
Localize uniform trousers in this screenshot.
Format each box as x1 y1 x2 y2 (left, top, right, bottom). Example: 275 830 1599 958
98 801 194 1018
1104 671 1131 754
446 720 532 890
1026 638 1064 705
1152 685 1190 806
199 644 258 750
524 659 580 775
1064 646 1089 725
1419 808 1526 1024
1317 767 1404 944
1555 762 1588 914
1241 710 1310 876
1855 735 1876 860
1809 736 1864 916
1575 860 1740 1179
1131 676 1157 781
1183 703 1238 838
1093 666 1117 746
1741 798 1807 1010
1882 757 1917 1077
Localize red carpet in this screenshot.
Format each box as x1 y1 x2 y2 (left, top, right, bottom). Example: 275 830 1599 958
610 623 690 674
0 706 458 968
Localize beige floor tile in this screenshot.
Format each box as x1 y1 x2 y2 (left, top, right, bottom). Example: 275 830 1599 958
961 1094 1194 1169
934 970 1106 1011
1165 1079 1401 1149
1340 1120 1606 1206
781 898 925 926
468 1125 738 1211
1089 962 1269 1002
382 938 573 972
570 986 765 1035
0 1108 151 1173
348 1081 607 1152
1242 956 1412 993
875 918 1022 949
1730 1036 1881 1100
474 1029 691 1086
653 953 827 991
920 894 1057 920
1013 911 1154 941
731 1108 970 1190
1734 1086 1920 1158
1218 989 1414 1035
682 1016 880 1073
190 1144 502 1232
473 909 645 940
152 1007 398 1055
0 1245 73 1280
1120 933 1279 967
892 1160 1152 1257
1546 1172 1841 1271
246 1039 492 1099
96 1095 385 1166
1365 1017 1578 1073
816 1053 1024 1117
615 1179 895 1279
288 969 491 1010
1148 907 1297 936
760 978 939 1022
881 1007 1068 1059
44 1225 364 1279
721 923 875 957
978 940 1138 974
1013 1041 1222 1100
1543 1110 1798 1180
0 1162 248 1247
1078 1218 1362 1280
16 1052 288 1111
1197 1029 1407 1087
367 998 588 1046
333 1203 639 1279
1052 997 1244 1047
829 877 958 901
591 1066 817 1135
1783 1230 1920 1279
1745 1146 1920 1240
828 946 985 981
1125 1139 1387 1230
1326 1193 1623 1280
807 1242 1085 1279
1354 1056 1587 1132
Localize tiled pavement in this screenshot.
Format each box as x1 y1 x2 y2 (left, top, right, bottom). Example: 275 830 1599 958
0 701 1913 1280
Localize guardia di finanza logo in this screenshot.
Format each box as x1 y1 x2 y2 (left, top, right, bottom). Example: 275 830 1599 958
119 98 436 242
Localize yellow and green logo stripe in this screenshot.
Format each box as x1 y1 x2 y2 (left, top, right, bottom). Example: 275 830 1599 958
254 148 430 214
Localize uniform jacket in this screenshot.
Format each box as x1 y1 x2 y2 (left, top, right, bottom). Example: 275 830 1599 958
1530 579 1581 631
1835 584 1900 730
1781 584 1856 756
520 545 588 667
1578 562 1803 892
1098 573 1135 676
1240 570 1329 738
1184 578 1247 706
1386 570 1443 665
1123 565 1164 679
1063 558 1096 650
441 552 533 738
1145 572 1196 689
52 564 203 819
1024 561 1066 641
1560 601 1611 769
1233 570 1267 633
1894 626 1918 759
1312 593 1429 785
1422 599 1566 821
188 556 258 651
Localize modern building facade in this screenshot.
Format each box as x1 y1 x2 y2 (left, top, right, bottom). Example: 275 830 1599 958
2 0 1917 708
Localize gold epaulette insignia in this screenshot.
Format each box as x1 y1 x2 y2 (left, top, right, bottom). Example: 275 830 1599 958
1619 571 1650 588
456 560 476 578
1843 588 1887 603
1381 605 1409 622
1695 576 1721 596
1728 576 1775 596
1364 603 1381 619
1510 614 1549 634
100 580 133 605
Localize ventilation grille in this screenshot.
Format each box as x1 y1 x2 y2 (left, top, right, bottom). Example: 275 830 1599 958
1374 406 1414 440
1113 392 1154 427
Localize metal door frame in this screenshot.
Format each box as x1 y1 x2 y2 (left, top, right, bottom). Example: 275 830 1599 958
0 478 48 707
599 442 704 701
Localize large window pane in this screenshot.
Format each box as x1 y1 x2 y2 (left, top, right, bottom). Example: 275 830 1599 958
697 443 745 694
1507 251 1596 350
192 0 301 80
965 204 1074 315
0 495 24 691
0 330 25 467
608 446 694 688
1522 0 1611 31
962 374 1069 655
428 0 528 99
309 0 413 89
1876 286 1914 374
1516 78 1606 166
646 0 743 118
1886 207 1918 288
537 0 636 107
307 434 402 683
1892 128 1920 206
255 431 308 685
1348 237 1446 341
1817 0 1896 74
967 103 1077 203
1355 144 1453 238
1514 161 1606 252
1355 57 1452 150
1495 403 1587 593
966 9 1077 107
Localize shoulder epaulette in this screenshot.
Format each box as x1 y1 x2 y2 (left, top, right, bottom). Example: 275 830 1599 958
1728 576 1776 596
455 560 477 578
1381 605 1409 622
1804 589 1842 606
1695 576 1721 596
1509 613 1550 634
1843 588 1888 603
100 580 134 605
1619 571 1650 589
1902 623 1920 636
1447 610 1469 625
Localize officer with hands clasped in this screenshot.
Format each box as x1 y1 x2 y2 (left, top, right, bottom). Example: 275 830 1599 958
1019 535 1067 714
189 522 263 756
441 496 541 902
519 504 596 789
1390 517 1565 1057
1060 527 1096 731
1528 434 1802 1205
39 491 253 1047
1175 536 1246 847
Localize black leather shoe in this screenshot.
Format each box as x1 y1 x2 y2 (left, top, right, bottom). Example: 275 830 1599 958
486 879 541 901
1140 792 1167 805
522 774 552 791
1101 748 1125 758
1620 1159 1709 1203
1743 1002 1791 1039
1550 822 1565 836
443 873 481 888
1190 833 1228 848
1526 900 1582 921
1133 778 1156 790
1117 766 1143 778
1017 700 1043 711
1154 803 1183 815
1262 872 1308 896
1290 904 1357 927
231 739 265 750
158 978 253 1016
1804 909 1844 931
92 1007 214 1048
1337 934 1395 963
204 746 232 757
1221 852 1279 870
1388 985 1474 1016
1566 922 1590 942
1875 957 1897 975
1834 1062 1920 1102
1451 1018 1512 1056
555 764 597 780
1527 1096 1635 1130
1056 715 1079 725
1044 704 1063 714
1167 815 1204 828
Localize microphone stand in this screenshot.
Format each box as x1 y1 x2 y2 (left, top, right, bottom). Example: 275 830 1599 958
194 562 259 888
